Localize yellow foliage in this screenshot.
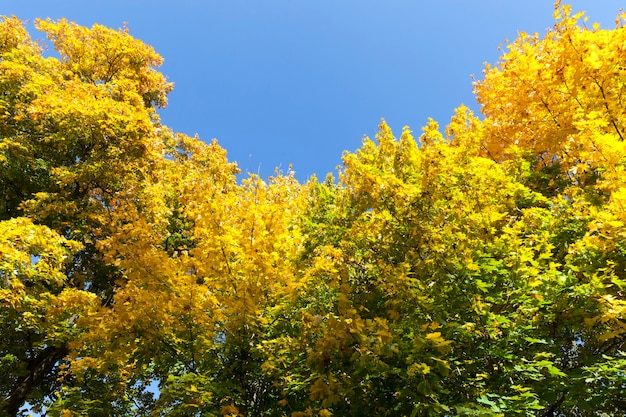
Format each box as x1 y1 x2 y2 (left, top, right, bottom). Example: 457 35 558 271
475 3 626 187
4 6 626 416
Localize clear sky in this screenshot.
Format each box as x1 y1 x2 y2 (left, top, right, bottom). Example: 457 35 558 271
1 1 622 180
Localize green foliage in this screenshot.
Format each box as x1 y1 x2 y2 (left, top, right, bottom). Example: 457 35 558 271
2 4 626 417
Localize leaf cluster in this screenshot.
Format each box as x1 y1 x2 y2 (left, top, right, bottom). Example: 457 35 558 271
2 4 626 416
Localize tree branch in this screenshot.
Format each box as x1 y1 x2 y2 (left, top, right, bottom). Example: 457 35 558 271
1 344 69 417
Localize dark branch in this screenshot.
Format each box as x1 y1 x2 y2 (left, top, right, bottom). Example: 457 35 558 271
1 344 69 417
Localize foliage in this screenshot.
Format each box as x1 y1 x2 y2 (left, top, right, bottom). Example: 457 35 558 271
1 3 626 416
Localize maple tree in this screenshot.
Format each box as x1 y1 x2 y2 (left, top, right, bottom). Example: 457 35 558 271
0 15 173 416
2 3 626 416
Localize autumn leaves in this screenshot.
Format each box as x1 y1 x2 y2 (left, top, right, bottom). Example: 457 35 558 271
2 4 626 416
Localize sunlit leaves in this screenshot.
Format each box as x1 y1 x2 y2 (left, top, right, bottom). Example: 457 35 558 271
35 18 173 108
0 218 97 414
3 3 626 416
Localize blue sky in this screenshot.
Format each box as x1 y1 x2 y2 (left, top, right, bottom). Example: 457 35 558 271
1 1 622 180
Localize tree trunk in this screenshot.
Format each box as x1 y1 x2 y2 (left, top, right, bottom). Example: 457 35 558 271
2 344 68 417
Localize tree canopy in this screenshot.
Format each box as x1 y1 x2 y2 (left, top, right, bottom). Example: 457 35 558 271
1 3 625 416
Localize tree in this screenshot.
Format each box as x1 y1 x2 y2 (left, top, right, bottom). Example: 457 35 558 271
0 16 173 416
263 3 626 415
2 3 626 416
0 218 97 417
